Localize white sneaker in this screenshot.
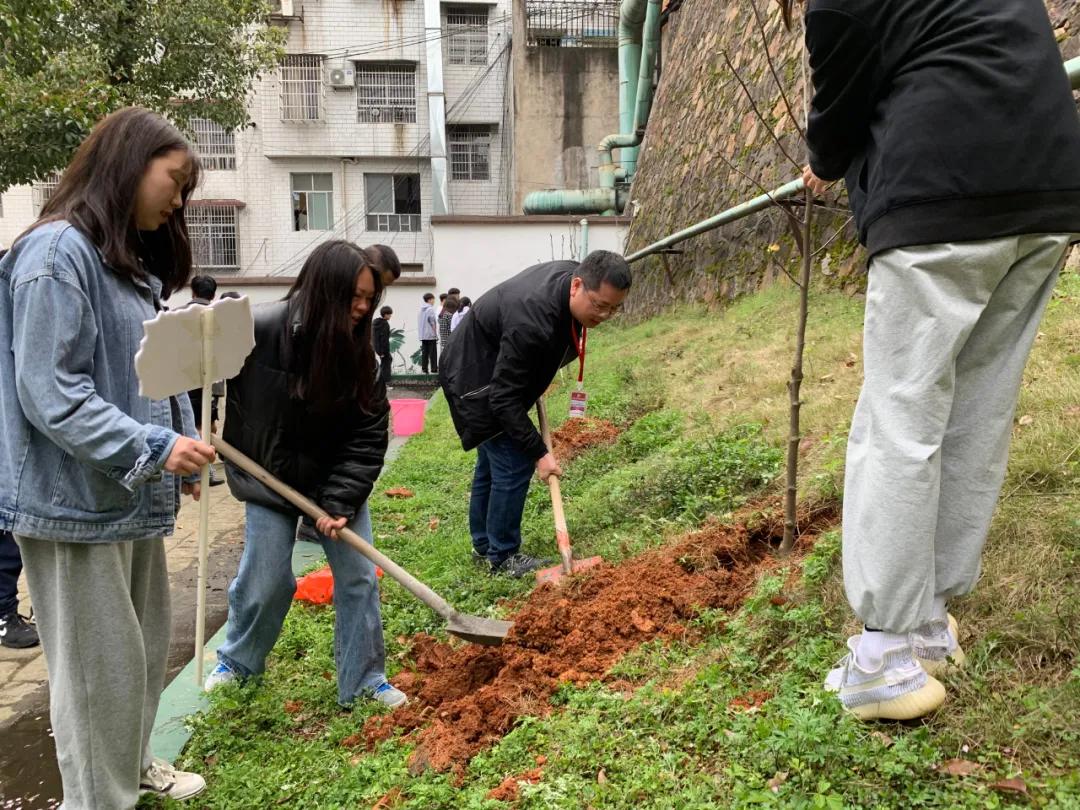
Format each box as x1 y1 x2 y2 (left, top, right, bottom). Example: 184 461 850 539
824 636 946 721
371 681 408 708
203 661 238 692
911 613 966 676
140 757 206 801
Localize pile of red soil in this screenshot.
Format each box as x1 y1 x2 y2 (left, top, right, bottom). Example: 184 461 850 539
549 417 619 463
361 519 779 776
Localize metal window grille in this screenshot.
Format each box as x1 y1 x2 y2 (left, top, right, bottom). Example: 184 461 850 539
281 54 323 121
448 126 492 180
526 0 619 47
187 206 240 272
446 7 489 65
356 64 417 124
191 118 236 170
32 172 62 215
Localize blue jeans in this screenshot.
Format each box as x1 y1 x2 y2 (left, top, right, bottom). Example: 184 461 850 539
217 501 387 705
469 434 535 564
0 529 22 615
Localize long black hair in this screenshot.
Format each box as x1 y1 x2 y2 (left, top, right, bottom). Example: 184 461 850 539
286 241 384 414
20 106 202 297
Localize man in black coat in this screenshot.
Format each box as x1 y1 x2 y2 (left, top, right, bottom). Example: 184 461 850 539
798 0 1080 721
439 251 631 578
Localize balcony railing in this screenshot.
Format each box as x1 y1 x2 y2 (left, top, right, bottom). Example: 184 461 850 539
525 0 619 48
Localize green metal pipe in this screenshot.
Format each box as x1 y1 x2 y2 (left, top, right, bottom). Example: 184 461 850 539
618 0 648 148
600 0 662 176
522 187 627 215
625 179 805 263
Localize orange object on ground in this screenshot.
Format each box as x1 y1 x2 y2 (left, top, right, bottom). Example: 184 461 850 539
294 564 383 604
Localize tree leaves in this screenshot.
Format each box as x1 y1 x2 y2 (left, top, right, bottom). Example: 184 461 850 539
0 0 285 190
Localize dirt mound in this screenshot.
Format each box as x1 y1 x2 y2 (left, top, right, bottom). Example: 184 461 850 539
550 417 620 462
362 519 782 775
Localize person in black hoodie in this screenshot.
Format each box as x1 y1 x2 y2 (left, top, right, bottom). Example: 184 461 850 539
440 251 631 578
205 240 407 709
790 0 1080 721
373 305 394 384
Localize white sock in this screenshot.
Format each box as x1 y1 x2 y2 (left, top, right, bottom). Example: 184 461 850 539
930 596 948 623
855 629 908 670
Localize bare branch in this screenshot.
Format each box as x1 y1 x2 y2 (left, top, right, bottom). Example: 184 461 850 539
810 215 855 258
749 0 806 142
723 50 803 172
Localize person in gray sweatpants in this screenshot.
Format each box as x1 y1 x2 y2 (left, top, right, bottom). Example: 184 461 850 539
791 0 1080 720
0 108 216 808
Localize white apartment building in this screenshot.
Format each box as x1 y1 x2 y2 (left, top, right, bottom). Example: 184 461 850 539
0 0 513 282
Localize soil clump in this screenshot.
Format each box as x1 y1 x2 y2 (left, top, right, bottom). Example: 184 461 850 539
549 417 619 463
362 518 790 775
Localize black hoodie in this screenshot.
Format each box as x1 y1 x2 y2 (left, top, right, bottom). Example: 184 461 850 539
805 0 1080 256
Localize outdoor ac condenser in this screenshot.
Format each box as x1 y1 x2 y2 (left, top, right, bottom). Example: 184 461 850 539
326 62 356 89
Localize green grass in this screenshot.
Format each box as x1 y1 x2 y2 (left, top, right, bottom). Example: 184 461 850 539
146 271 1080 808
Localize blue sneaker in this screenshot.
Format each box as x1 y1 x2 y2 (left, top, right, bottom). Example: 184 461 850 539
203 661 238 692
371 681 408 708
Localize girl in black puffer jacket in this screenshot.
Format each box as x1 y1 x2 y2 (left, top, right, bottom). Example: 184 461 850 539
208 240 406 708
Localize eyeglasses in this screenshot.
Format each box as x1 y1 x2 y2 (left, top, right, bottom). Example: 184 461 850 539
586 290 622 317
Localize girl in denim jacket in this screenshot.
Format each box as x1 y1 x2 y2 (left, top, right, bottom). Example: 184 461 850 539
0 107 215 808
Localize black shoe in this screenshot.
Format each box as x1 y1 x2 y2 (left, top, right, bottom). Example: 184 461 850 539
490 553 556 579
0 611 39 649
471 550 488 566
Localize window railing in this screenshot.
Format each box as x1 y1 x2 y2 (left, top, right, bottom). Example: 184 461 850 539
366 213 422 232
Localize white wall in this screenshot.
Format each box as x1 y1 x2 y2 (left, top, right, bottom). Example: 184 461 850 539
171 216 630 372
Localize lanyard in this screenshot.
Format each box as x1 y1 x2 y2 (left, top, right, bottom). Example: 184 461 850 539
570 321 588 385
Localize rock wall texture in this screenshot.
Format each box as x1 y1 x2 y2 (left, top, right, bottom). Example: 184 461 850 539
623 0 1080 317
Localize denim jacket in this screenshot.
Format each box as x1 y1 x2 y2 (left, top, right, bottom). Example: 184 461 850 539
0 221 197 542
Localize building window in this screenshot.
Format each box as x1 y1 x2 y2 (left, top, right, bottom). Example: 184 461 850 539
356 64 417 124
365 174 421 232
187 205 240 273
32 172 62 215
190 118 236 171
291 173 334 231
446 7 489 65
448 125 492 181
281 54 323 121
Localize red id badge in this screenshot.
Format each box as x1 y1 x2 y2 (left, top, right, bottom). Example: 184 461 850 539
569 389 588 418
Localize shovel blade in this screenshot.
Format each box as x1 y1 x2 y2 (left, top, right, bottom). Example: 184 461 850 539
534 555 603 586
446 613 513 646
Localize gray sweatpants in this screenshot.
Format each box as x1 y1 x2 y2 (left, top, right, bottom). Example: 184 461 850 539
17 536 171 810
843 234 1070 633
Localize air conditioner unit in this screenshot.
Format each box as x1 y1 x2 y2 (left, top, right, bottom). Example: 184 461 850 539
326 63 355 89
270 0 295 17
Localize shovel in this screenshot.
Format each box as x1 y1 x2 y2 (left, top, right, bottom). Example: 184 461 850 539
211 435 512 646
534 399 603 585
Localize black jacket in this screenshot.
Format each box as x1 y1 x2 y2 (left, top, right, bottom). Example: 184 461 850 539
372 317 391 357
805 0 1080 256
223 300 389 520
439 261 580 460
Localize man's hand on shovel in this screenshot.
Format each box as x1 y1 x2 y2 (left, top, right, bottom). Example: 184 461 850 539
536 452 563 482
316 515 348 540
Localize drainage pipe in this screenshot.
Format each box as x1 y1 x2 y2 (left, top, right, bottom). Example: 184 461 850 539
617 0 648 166
523 187 629 215
625 179 805 263
599 0 662 178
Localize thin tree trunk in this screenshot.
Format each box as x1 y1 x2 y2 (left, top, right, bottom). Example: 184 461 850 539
779 187 813 555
